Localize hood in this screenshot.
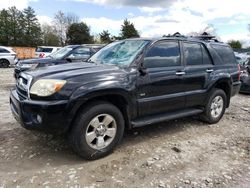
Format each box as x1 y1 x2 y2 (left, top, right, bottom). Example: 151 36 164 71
26 62 124 81
19 58 55 64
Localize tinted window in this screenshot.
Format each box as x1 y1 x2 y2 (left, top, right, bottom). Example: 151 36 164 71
211 44 236 64
69 47 91 59
144 41 180 68
36 47 53 53
201 45 212 64
0 48 10 53
183 42 202 66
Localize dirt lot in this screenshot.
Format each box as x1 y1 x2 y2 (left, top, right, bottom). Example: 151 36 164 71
0 68 249 188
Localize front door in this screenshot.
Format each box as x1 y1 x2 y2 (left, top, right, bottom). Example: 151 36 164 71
137 40 186 117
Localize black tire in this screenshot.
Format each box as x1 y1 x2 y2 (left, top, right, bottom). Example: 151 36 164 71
69 101 124 160
200 89 227 124
0 59 10 68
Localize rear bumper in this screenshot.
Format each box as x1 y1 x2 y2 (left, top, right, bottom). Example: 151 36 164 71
10 89 71 134
240 82 250 94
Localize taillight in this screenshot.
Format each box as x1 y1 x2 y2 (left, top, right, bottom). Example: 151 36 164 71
237 64 241 81
39 53 45 58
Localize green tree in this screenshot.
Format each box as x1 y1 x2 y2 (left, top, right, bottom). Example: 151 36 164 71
99 30 112 43
120 19 139 39
0 9 11 45
41 24 60 46
228 40 242 49
0 6 42 46
6 6 24 46
22 6 42 46
66 22 93 44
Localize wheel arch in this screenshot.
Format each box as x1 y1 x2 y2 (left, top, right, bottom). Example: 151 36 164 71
68 91 134 133
212 80 231 108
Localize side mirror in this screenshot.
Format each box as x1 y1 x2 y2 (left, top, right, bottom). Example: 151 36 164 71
138 62 147 76
65 57 72 62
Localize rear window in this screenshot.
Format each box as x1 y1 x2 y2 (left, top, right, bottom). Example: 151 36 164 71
0 48 10 53
36 47 53 53
211 44 236 64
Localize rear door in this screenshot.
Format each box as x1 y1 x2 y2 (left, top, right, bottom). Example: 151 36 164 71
137 40 186 116
182 42 214 107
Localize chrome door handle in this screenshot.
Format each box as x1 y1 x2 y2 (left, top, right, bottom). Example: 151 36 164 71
206 69 214 73
176 71 186 76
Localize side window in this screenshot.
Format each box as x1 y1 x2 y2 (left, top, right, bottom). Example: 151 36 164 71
69 47 90 58
183 42 202 66
43 48 53 53
211 44 236 64
201 45 212 64
0 48 10 53
144 41 181 68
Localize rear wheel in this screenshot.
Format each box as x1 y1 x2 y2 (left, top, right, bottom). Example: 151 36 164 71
0 59 10 68
200 89 227 124
69 101 124 160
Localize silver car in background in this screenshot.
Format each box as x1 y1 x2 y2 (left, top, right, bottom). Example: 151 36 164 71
0 46 18 68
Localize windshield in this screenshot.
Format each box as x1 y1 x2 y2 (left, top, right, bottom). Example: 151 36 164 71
89 40 150 66
49 46 72 59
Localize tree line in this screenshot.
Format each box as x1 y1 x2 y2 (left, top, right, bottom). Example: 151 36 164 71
0 6 140 47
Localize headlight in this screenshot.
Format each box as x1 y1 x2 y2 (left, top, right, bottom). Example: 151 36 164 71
30 79 67 97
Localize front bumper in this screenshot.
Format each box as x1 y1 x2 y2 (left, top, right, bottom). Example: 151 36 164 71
10 89 71 134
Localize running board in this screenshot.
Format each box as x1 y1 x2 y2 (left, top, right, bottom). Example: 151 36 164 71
131 108 203 128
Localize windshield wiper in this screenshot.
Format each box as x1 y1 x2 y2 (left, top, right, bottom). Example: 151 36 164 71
47 55 53 59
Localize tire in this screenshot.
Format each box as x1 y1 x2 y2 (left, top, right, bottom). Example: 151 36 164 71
69 101 124 160
0 59 10 68
200 89 227 124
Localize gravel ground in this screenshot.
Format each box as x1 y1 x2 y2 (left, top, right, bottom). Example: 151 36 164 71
0 68 249 188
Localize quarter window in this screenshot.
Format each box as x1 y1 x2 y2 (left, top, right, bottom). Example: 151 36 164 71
211 44 236 64
144 41 181 68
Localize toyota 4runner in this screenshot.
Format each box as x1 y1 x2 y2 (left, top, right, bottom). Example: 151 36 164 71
10 36 241 160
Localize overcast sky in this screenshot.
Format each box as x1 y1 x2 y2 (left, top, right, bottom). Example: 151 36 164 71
1 0 250 46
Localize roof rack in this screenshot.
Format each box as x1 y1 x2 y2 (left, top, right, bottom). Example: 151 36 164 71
191 32 220 42
163 32 220 43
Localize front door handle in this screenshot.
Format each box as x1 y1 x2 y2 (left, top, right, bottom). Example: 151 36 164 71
206 69 214 73
176 71 186 76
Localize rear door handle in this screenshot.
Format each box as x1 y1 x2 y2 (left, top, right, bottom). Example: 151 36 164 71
176 71 186 76
206 69 214 73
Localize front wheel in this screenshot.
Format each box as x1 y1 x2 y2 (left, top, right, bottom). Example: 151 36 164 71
200 89 227 124
69 101 124 160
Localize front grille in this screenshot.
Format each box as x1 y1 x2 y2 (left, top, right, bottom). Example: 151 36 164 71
16 73 32 99
16 86 28 99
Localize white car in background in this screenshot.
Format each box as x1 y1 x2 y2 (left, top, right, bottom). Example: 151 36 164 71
35 46 61 58
0 46 18 68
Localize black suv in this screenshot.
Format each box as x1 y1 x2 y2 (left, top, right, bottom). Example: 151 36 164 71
10 37 241 160
14 44 104 79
